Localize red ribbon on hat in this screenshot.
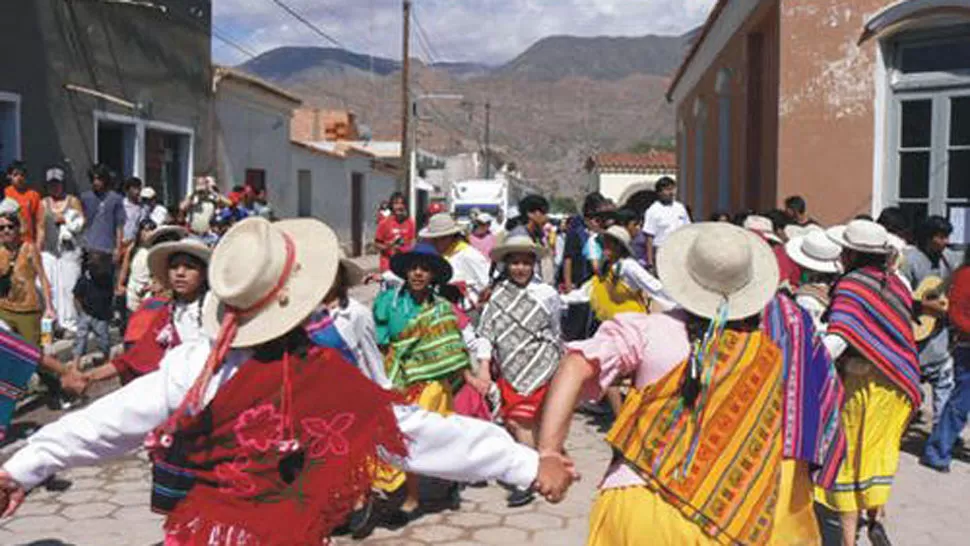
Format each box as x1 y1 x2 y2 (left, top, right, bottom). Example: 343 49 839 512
157 234 297 438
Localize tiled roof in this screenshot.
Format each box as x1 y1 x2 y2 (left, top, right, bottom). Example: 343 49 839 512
587 151 677 171
213 65 303 105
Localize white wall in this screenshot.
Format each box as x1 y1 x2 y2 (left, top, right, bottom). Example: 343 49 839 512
289 145 398 254
596 171 678 205
215 84 292 193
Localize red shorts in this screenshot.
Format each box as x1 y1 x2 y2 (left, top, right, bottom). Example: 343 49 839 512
497 378 549 424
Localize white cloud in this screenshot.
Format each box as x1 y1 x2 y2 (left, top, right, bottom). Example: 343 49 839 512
212 0 717 65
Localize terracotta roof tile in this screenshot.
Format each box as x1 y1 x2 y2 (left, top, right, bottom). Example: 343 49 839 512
588 151 677 171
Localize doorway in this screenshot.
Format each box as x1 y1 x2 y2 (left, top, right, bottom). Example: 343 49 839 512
351 172 364 256
97 121 136 184
145 129 188 207
0 93 20 170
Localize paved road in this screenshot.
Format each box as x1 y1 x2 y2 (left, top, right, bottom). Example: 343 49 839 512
2 274 969 545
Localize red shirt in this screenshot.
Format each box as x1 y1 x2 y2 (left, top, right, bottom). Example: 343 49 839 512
375 215 415 272
4 186 41 242
949 266 970 337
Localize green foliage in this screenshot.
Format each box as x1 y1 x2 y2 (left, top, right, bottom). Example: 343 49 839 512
627 139 676 154
549 196 578 214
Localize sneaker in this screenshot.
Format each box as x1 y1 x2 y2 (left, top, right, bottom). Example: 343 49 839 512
868 520 892 546
348 498 378 540
506 486 535 508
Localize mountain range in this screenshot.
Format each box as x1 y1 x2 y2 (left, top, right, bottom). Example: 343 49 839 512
239 31 695 197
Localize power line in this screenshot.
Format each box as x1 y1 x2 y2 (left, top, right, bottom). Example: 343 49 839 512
411 8 444 64
212 24 259 59
266 0 345 49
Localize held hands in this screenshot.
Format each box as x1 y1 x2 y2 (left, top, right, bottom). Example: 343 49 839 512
0 470 25 518
534 452 580 504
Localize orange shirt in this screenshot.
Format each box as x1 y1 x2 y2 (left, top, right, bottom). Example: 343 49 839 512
4 186 42 242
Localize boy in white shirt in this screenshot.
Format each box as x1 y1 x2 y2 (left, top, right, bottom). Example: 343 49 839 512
642 177 691 270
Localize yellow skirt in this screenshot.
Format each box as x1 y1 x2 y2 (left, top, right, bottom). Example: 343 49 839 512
588 461 819 546
814 361 912 512
373 380 455 492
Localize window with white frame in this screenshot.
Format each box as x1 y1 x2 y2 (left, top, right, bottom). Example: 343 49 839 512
886 26 970 226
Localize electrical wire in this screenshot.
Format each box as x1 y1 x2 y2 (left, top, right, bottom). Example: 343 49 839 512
266 0 345 49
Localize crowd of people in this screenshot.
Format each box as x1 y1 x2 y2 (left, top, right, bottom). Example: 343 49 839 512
0 172 966 546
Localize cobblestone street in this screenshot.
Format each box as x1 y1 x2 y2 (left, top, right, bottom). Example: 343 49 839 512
2 280 970 545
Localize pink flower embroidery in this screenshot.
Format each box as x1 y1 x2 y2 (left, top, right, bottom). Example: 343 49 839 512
216 456 256 496
234 404 283 452
302 413 355 458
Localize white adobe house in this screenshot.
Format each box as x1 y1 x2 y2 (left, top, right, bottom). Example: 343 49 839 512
584 151 678 206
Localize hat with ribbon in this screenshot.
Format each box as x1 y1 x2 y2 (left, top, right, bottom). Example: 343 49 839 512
743 215 782 244
147 238 212 289
785 230 842 274
419 213 463 239
490 233 547 262
826 220 892 255
658 222 779 321
390 242 453 285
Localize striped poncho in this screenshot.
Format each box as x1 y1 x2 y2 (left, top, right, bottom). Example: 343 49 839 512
764 293 846 488
0 329 40 442
827 266 922 408
373 289 470 389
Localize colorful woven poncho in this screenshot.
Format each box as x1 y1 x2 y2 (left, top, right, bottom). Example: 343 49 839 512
764 293 846 488
827 266 922 409
373 289 470 389
0 329 40 442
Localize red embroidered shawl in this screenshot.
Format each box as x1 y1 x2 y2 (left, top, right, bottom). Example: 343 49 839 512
160 347 407 545
113 299 177 384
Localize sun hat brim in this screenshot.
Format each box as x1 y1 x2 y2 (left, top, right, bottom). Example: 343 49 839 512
418 225 463 239
390 250 453 285
784 236 840 274
490 241 548 263
202 219 340 348
339 257 366 287
600 230 635 256
657 223 780 321
147 241 211 289
826 225 891 255
147 225 188 247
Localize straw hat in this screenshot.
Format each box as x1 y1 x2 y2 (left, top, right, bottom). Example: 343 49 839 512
743 215 782 244
475 212 494 225
390 242 453 285
419 213 463 239
490 233 547 262
785 231 842 274
657 223 779 321
202 217 340 348
338 249 365 287
147 225 188 247
826 220 892 255
147 238 212 289
140 186 157 200
783 223 823 241
601 226 635 256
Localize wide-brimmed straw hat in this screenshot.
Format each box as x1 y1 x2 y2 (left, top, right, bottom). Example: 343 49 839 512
783 223 823 240
826 220 892 255
657 222 779 321
390 242 453 285
743 215 782 244
338 249 365 287
419 213 463 239
147 238 212 289
147 225 188 247
785 231 841 274
601 226 635 256
202 217 340 348
490 233 547 262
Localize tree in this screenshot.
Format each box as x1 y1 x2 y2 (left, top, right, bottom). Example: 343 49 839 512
550 196 578 214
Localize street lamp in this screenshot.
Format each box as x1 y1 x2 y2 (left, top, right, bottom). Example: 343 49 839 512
407 94 463 218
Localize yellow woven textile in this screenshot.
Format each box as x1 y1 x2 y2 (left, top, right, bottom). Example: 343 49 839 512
605 331 784 546
814 360 911 512
589 273 647 322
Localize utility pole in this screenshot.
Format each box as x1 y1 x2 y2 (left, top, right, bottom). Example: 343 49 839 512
400 0 412 212
484 101 491 179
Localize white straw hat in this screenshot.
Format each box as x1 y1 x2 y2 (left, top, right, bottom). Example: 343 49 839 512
490 233 547 262
140 186 157 200
743 215 782 244
785 231 842 274
202 217 340 347
657 223 779 321
601 225 635 256
783 223 823 241
826 220 892 255
147 238 212 289
419 213 463 239
147 225 188 247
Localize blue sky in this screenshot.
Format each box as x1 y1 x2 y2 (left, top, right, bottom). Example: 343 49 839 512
213 0 717 66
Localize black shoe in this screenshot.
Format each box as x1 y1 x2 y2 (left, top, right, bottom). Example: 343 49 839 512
868 521 892 546
918 457 951 473
506 486 535 508
348 498 378 540
447 483 462 511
